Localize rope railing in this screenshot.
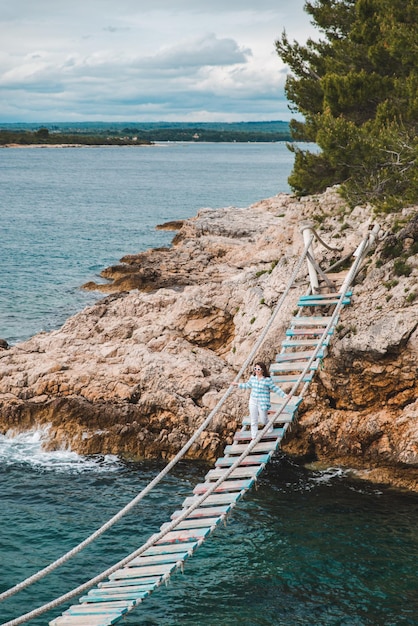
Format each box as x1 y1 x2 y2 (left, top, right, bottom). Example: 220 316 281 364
0 237 315 626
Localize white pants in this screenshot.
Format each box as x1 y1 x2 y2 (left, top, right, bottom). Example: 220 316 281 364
249 401 269 439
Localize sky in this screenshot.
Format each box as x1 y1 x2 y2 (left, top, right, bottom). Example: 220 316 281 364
0 0 316 123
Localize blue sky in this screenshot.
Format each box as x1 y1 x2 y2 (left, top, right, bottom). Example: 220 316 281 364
0 1 316 123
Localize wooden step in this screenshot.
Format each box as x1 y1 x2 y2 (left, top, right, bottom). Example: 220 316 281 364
103 574 160 585
161 517 220 530
99 579 158 590
171 505 230 520
270 393 302 408
193 478 253 495
209 464 264 477
241 414 293 425
298 298 350 307
270 360 320 372
224 441 277 455
271 373 314 383
298 291 351 300
110 563 176 580
233 427 285 441
281 338 329 348
182 492 242 508
79 588 149 603
214 453 270 467
153 527 212 544
291 315 332 325
275 349 326 361
51 618 121 626
286 328 333 336
129 552 189 567
63 603 131 615
140 542 197 557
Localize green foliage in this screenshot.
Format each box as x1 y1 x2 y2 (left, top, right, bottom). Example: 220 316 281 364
276 0 418 210
393 258 412 276
0 121 292 145
381 239 404 259
0 129 152 146
383 279 399 289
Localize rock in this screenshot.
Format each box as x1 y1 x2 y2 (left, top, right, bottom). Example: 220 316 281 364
0 339 9 350
156 220 185 231
1 187 417 492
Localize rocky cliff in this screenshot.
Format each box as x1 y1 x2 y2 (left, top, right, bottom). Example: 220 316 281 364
1 188 417 491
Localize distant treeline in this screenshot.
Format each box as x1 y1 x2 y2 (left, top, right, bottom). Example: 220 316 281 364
0 128 152 146
0 121 292 145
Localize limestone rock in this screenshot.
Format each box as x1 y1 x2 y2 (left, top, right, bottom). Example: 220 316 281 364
1 187 418 491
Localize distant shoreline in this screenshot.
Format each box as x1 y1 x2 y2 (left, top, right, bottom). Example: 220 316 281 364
1 143 155 149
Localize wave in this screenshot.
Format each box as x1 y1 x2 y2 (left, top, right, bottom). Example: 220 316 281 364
0 427 122 473
308 466 349 484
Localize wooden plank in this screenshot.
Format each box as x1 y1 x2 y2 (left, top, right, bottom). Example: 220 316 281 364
154 527 212 543
286 328 333 336
50 618 120 626
171 505 230 519
65 603 130 614
241 415 292 426
223 441 277 455
109 563 175 580
129 552 189 567
182 493 241 507
102 574 160 585
141 542 198 556
161 517 220 530
290 316 332 325
271 373 313 383
233 427 284 441
270 360 320 371
270 393 301 408
298 291 351 300
275 349 326 361
208 466 262 480
215 452 271 467
99 579 158 590
298 298 350 306
193 479 253 494
281 338 322 347
87 584 153 595
79 590 147 603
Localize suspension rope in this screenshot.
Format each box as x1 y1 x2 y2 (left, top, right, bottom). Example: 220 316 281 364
0 237 314 623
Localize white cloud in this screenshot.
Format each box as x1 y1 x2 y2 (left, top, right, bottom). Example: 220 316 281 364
0 0 315 122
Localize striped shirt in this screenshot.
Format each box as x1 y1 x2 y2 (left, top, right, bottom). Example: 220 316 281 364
238 375 286 410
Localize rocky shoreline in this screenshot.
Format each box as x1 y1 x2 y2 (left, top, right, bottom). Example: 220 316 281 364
1 188 417 491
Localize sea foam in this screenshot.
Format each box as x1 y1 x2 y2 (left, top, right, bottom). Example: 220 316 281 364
0 427 121 473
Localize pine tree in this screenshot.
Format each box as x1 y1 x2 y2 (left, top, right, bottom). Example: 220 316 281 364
276 0 418 210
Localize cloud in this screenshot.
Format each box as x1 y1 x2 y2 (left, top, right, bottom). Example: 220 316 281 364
0 0 315 122
139 34 251 70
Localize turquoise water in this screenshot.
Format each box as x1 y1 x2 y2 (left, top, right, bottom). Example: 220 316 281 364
0 432 417 625
0 142 292 344
0 144 417 625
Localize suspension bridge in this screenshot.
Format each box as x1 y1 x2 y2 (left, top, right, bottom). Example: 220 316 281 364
0 223 381 626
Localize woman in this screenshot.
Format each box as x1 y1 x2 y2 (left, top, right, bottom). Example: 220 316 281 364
232 361 287 440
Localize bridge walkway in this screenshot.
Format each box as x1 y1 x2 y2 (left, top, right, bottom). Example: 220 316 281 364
50 290 351 626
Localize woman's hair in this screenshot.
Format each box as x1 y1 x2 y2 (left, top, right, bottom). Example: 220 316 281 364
253 361 269 377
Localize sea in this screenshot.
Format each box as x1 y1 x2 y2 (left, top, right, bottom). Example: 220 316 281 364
0 143 417 626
